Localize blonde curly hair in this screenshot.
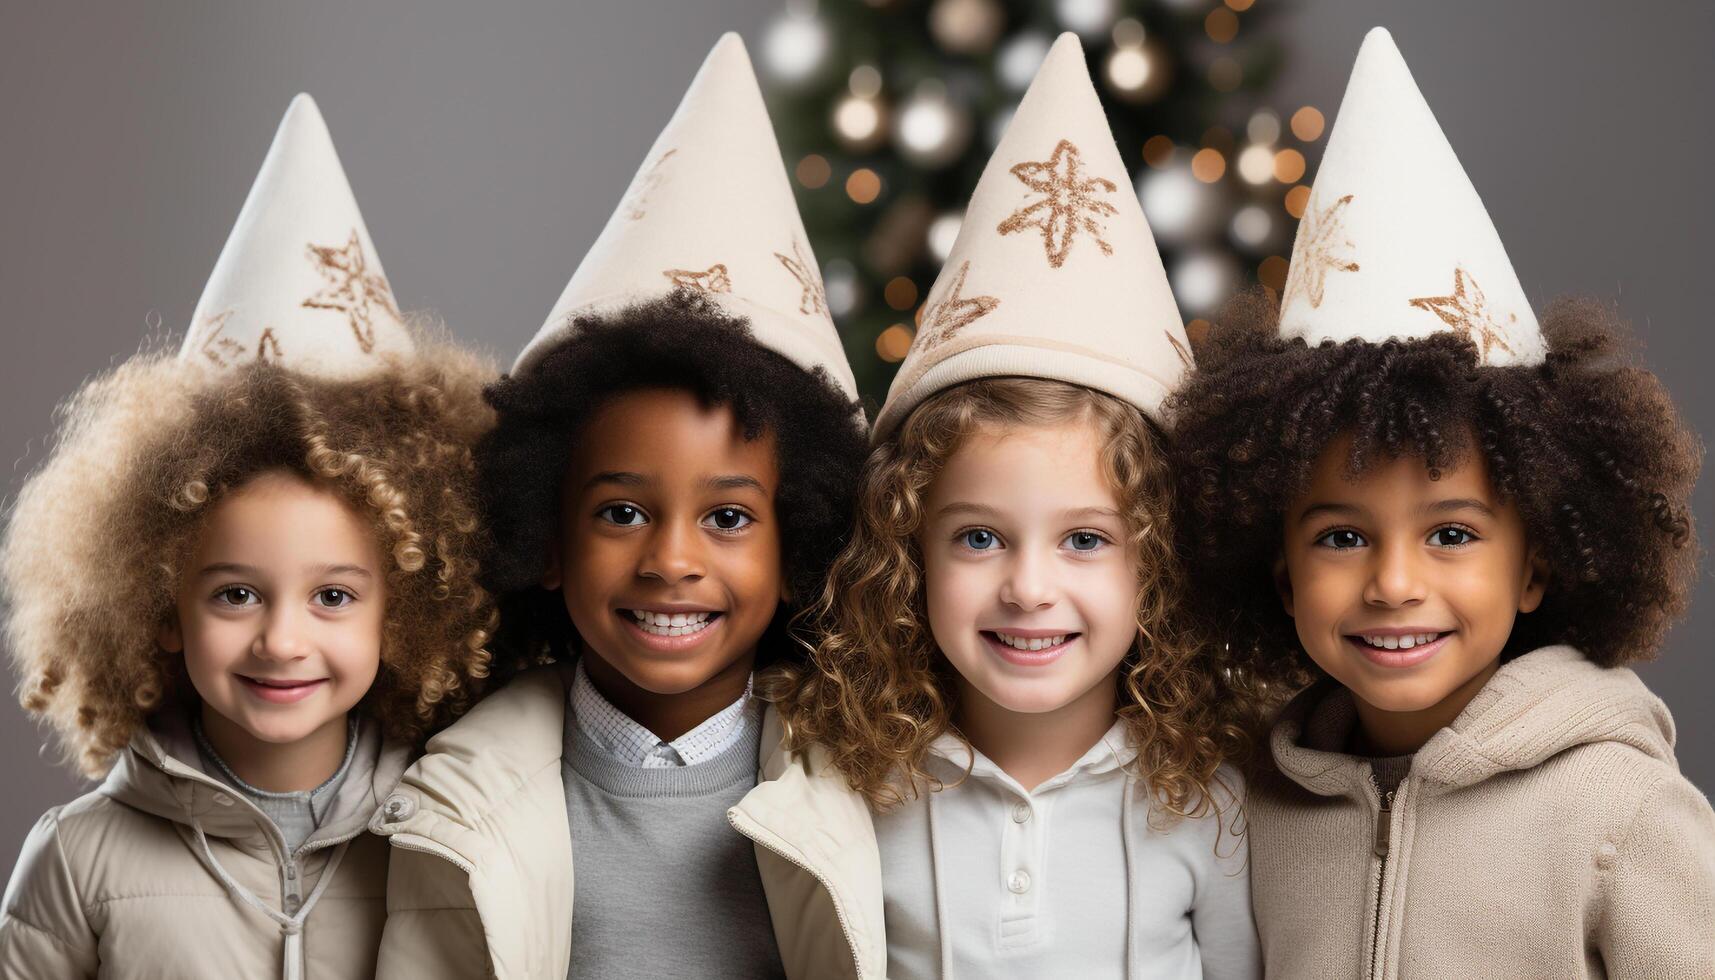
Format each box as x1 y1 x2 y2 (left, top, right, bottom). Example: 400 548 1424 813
767 378 1261 820
3 334 498 776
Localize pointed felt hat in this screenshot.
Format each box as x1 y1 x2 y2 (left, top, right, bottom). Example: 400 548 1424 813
513 33 858 401
181 94 411 377
873 33 1189 440
1278 27 1542 366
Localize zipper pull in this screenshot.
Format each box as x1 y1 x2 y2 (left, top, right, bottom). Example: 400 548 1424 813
1373 789 1395 858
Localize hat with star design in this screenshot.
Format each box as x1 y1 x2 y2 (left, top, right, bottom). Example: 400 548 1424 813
1277 27 1543 366
873 32 1189 441
180 94 411 377
513 33 859 402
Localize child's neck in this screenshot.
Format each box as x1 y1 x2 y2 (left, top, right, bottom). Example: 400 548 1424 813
199 705 350 794
1352 658 1501 757
955 669 1120 792
582 647 756 743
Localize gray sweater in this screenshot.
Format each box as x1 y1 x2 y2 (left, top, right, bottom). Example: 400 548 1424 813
562 707 784 980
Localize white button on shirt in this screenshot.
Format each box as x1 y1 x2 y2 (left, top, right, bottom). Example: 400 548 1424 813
569 659 756 768
874 721 1261 980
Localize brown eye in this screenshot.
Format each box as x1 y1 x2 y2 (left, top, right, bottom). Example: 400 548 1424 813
314 588 354 608
600 504 646 526
215 586 258 606
704 507 752 531
1430 527 1475 548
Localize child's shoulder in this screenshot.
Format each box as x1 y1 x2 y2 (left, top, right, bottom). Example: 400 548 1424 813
8 787 180 903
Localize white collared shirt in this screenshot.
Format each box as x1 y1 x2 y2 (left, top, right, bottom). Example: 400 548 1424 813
873 720 1260 980
569 658 756 769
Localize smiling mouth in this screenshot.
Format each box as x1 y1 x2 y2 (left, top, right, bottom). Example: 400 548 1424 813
621 609 722 638
1348 631 1451 651
237 675 327 704
988 630 1077 652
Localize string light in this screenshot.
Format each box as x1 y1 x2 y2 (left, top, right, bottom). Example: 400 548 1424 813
846 168 882 204
763 8 829 84
1291 106 1326 141
1205 8 1239 44
1273 148 1306 183
833 95 884 149
1230 204 1272 247
1258 255 1290 291
876 324 915 362
884 276 919 310
1236 144 1274 184
1284 185 1311 218
796 154 832 189
927 211 963 261
1191 147 1226 182
1143 135 1175 168
1247 110 1280 145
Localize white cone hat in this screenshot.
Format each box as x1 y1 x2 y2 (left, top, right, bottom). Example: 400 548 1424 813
1279 27 1542 366
874 33 1188 440
514 33 858 401
181 94 410 377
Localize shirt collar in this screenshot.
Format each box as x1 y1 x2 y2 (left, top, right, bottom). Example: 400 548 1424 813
192 712 359 825
925 718 1133 795
570 657 756 768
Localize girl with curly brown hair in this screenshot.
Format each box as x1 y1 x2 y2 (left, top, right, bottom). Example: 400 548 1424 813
0 97 495 979
769 37 1260 980
1168 30 1713 979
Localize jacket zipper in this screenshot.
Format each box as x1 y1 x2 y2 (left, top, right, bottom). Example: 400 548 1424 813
727 810 865 979
1367 784 1395 980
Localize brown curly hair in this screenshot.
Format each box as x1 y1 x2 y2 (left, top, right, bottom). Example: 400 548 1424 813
3 335 499 776
1167 288 1702 692
767 378 1256 820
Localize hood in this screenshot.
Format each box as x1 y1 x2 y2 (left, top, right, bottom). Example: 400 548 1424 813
1271 645 1675 798
104 709 410 844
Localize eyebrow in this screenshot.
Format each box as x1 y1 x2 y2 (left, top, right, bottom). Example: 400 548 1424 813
1059 506 1121 521
1425 497 1496 518
934 502 1001 520
584 471 649 492
1296 502 1364 524
703 474 768 494
197 562 373 580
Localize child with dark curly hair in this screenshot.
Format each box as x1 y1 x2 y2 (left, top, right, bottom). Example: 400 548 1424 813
0 96 496 979
770 37 1259 980
366 36 868 980
1168 30 1713 979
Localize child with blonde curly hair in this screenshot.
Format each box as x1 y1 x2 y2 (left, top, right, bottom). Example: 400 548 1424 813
761 38 1260 979
0 96 495 979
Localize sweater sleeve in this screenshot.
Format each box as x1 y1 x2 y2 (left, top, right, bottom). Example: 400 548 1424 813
0 808 99 979
1191 770 1262 980
1596 770 1715 979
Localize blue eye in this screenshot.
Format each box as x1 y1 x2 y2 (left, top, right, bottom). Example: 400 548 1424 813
1429 526 1475 548
1065 531 1106 552
961 529 999 551
214 586 259 607
599 504 647 527
704 507 753 532
314 588 355 609
1315 529 1367 550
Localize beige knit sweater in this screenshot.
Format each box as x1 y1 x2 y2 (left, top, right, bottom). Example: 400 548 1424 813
1246 645 1715 979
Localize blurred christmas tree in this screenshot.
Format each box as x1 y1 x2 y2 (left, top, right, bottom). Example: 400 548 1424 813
759 0 1325 407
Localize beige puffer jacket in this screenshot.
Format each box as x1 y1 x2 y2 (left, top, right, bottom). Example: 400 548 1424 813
0 713 409 979
372 663 887 979
1247 645 1715 979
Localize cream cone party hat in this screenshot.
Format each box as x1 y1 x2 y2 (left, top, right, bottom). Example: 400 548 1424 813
1278 27 1542 366
514 33 858 401
181 94 410 377
875 33 1189 439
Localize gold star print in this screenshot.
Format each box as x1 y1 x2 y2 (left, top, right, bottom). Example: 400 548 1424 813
915 260 999 352
195 310 283 367
624 148 677 221
663 264 733 294
1282 193 1359 309
302 230 401 354
1408 268 1516 360
996 139 1118 269
774 238 828 317
1165 330 1193 368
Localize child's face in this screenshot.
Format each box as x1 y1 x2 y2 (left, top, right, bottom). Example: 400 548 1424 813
920 419 1137 716
550 387 784 698
1279 436 1546 718
162 471 385 747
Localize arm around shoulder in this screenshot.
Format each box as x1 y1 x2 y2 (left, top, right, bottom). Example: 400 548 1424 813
0 808 99 979
1596 767 1715 979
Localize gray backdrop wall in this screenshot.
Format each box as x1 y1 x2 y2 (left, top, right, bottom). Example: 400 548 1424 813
2 1 1710 860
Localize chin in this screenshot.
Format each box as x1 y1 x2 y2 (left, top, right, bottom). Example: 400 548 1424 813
1347 675 1456 715
971 676 1085 716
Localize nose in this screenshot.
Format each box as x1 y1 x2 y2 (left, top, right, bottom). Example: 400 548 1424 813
253 605 314 662
637 517 706 585
998 547 1058 612
1362 538 1426 608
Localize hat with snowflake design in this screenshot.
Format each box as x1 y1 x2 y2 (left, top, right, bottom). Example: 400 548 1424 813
182 94 411 377
1277 27 1542 366
514 33 858 402
873 32 1188 440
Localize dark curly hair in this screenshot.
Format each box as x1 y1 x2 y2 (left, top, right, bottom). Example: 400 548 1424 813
1167 288 1701 694
476 291 867 674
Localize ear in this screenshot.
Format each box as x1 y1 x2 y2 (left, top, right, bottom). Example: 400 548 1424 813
158 613 184 654
1272 552 1295 618
1517 549 1550 614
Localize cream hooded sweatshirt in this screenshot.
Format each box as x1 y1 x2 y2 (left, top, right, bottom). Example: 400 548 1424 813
1247 645 1715 979
0 713 408 979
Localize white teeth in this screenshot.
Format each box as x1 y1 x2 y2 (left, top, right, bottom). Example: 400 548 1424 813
1359 632 1440 650
992 632 1068 652
628 610 714 636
